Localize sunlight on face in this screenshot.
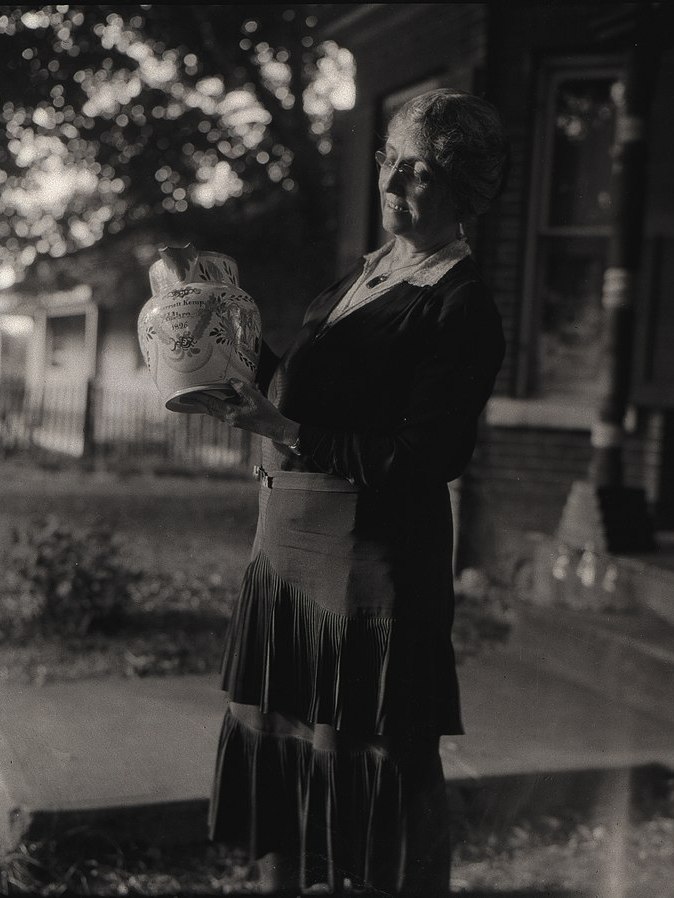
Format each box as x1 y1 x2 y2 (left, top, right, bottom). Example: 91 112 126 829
379 121 458 251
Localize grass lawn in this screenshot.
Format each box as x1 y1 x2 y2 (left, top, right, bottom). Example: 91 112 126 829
0 462 259 581
0 464 258 685
0 461 511 684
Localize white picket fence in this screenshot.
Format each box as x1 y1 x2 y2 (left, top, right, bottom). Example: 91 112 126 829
0 378 253 471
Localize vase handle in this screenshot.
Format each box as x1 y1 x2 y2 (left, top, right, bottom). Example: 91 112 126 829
158 243 199 285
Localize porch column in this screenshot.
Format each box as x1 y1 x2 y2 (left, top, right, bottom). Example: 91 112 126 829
557 10 659 553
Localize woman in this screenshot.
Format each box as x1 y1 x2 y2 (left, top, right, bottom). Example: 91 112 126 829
198 88 508 896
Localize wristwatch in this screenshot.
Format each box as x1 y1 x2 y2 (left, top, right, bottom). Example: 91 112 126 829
287 433 302 456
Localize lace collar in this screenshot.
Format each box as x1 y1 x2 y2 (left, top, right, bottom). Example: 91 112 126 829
361 238 471 288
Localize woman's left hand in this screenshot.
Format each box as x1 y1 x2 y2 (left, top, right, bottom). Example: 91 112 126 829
186 379 299 445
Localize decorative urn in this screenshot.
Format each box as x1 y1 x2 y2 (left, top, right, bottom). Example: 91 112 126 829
137 244 261 413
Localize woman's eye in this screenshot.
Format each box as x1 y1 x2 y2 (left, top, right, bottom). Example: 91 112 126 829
413 165 432 183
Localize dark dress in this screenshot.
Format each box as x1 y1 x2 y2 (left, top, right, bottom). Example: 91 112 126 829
209 254 505 896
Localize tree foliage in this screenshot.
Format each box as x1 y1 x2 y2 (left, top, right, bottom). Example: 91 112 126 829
0 4 355 286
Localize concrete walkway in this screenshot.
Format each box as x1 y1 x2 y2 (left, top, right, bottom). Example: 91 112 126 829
1 648 673 851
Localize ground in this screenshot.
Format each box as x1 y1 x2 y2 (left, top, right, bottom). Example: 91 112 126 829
0 462 672 896
2 811 673 895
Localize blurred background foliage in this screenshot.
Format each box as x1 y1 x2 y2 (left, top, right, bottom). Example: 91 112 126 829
0 4 356 319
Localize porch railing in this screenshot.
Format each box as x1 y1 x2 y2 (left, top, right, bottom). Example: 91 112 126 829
0 378 254 473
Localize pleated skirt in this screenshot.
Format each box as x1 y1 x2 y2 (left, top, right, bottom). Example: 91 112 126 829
209 471 459 895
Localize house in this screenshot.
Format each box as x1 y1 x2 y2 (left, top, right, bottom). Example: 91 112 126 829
314 2 674 609
0 232 159 457
0 230 257 468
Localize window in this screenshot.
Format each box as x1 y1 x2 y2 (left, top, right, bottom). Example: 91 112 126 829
0 315 33 381
520 59 624 405
46 313 87 376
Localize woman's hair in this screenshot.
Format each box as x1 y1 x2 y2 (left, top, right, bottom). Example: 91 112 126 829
388 88 510 218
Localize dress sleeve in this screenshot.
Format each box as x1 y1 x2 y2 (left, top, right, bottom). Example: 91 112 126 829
256 265 363 397
296 282 505 489
255 339 281 395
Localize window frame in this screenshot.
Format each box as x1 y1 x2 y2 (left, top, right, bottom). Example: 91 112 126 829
516 54 626 402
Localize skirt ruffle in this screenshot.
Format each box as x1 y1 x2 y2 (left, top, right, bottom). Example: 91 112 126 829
220 551 463 737
209 702 451 896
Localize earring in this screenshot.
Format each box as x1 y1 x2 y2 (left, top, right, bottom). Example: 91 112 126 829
457 222 466 240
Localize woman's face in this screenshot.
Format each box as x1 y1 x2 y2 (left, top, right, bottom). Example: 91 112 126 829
379 120 459 251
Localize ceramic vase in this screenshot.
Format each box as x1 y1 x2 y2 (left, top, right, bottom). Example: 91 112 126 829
137 244 261 413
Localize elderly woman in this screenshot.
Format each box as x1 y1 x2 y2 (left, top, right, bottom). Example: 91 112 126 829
200 88 508 897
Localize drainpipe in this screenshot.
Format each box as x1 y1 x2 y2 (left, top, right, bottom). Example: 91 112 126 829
557 8 659 554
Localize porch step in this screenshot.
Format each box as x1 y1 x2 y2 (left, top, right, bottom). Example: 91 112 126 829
630 532 674 625
529 531 674 626
507 602 674 724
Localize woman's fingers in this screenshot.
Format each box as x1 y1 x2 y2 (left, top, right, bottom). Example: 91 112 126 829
180 395 211 414
183 391 235 420
179 379 291 442
227 379 254 404
182 381 270 432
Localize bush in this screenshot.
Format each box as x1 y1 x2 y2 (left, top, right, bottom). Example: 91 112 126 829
0 515 142 639
453 566 514 659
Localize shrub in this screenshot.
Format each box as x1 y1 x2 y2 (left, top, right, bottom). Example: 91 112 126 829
453 566 514 660
0 515 142 639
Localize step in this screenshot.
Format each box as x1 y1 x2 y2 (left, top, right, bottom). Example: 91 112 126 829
507 602 674 724
628 535 674 625
529 531 674 626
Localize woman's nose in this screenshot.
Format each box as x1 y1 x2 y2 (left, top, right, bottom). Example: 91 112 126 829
381 164 406 194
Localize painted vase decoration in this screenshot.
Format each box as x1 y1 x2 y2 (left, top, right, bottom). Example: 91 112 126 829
137 244 261 413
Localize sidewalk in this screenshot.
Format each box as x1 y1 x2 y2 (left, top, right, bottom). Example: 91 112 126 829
2 647 673 853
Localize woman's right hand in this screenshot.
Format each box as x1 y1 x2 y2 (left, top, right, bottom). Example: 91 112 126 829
184 379 301 448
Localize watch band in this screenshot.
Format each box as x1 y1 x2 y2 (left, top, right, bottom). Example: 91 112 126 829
287 433 302 456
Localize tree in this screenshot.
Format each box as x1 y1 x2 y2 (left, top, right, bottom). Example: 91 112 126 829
0 4 356 289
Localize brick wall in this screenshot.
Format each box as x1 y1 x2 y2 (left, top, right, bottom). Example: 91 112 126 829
458 419 658 581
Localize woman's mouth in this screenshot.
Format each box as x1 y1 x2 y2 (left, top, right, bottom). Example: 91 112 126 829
386 198 409 213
